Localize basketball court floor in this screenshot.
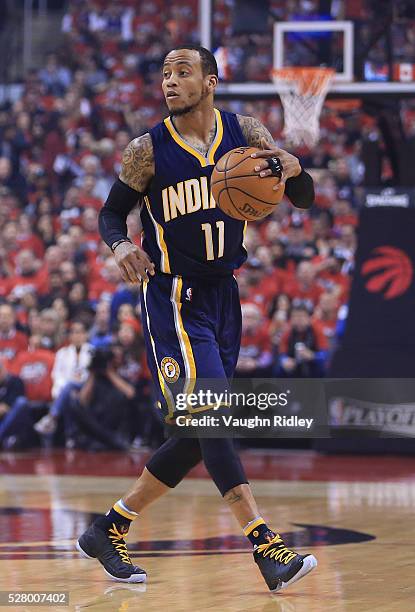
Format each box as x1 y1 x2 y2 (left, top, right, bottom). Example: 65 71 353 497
0 449 413 611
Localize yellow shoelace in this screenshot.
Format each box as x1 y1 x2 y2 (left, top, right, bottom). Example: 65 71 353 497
108 524 132 565
255 534 298 565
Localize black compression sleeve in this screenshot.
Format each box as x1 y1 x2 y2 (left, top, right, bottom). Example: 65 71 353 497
284 169 315 209
98 178 142 248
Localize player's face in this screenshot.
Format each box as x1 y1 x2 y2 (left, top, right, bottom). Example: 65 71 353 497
162 50 209 116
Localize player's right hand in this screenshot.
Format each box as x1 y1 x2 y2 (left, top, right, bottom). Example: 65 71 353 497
113 242 155 284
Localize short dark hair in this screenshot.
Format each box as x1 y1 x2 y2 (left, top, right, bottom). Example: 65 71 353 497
70 320 86 331
168 45 218 77
291 299 313 315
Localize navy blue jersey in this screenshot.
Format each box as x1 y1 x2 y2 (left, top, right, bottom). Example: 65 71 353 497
141 109 248 278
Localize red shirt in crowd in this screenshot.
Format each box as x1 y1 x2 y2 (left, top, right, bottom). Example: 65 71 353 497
317 271 351 304
16 234 46 259
0 278 10 298
88 278 118 302
83 231 101 252
312 316 337 343
86 255 106 284
254 269 289 311
78 194 103 211
282 277 324 306
7 271 49 299
239 322 272 362
0 330 29 364
11 348 55 402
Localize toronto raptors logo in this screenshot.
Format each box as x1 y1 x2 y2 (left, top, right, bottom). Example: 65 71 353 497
361 246 413 299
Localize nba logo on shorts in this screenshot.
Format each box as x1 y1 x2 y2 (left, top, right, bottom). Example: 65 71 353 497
161 357 180 383
186 288 193 302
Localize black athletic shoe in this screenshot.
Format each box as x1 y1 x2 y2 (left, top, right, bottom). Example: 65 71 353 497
76 522 147 583
253 533 317 592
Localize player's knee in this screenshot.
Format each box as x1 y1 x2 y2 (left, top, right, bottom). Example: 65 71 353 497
199 438 248 496
146 437 202 488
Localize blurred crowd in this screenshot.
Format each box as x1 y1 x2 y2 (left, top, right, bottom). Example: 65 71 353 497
213 0 415 82
0 0 398 451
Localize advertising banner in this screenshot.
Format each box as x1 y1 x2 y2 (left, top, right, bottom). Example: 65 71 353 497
330 206 415 376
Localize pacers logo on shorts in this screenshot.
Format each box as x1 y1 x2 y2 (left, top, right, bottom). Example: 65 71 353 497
161 357 180 383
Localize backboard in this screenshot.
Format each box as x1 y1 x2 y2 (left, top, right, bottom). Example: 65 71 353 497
201 1 415 98
274 21 354 83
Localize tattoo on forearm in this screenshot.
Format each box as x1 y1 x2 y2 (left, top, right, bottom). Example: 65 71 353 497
224 489 243 504
237 114 275 149
119 133 154 192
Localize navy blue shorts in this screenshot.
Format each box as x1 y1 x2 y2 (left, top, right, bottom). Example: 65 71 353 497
140 273 241 421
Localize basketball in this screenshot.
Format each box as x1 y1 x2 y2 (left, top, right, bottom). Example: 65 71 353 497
211 146 285 221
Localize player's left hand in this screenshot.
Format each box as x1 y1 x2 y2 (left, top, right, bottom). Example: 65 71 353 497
251 137 302 189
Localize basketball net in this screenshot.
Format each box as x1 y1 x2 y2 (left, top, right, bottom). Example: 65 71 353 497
272 67 335 148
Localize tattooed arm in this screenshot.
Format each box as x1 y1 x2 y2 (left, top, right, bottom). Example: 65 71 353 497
237 114 301 179
237 115 275 149
119 133 155 192
237 114 314 209
98 133 155 284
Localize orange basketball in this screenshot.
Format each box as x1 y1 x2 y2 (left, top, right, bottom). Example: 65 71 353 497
211 146 285 221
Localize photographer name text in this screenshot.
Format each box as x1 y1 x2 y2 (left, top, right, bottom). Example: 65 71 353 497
176 415 314 430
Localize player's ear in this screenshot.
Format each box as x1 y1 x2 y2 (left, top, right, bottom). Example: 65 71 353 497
207 74 218 91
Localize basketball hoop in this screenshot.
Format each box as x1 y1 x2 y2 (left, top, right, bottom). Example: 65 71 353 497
272 67 335 148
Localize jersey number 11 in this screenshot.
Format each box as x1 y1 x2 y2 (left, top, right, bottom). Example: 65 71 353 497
201 221 224 261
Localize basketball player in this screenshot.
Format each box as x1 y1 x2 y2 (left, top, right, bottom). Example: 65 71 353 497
77 46 317 593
